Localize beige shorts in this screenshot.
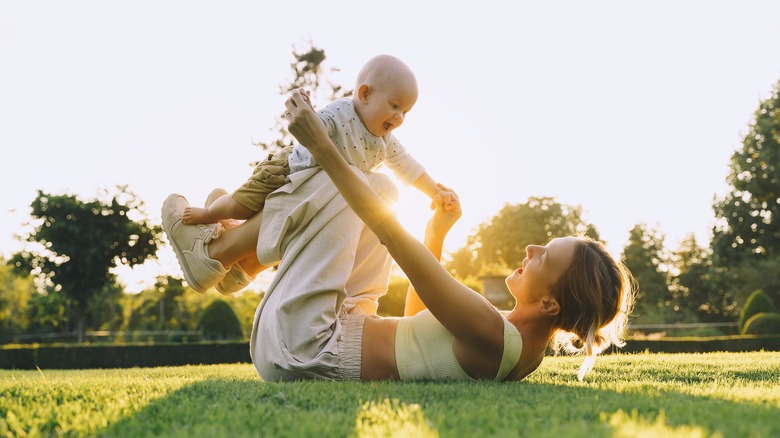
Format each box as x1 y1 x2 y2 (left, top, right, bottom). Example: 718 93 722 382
232 146 294 212
253 312 367 381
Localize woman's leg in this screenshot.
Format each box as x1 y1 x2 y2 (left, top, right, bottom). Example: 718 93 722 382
207 210 267 275
251 170 395 381
203 188 271 279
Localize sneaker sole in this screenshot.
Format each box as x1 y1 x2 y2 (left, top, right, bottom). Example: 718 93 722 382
162 194 209 293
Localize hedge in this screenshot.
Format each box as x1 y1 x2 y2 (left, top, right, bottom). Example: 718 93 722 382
2 335 779 370
0 341 250 370
616 334 780 354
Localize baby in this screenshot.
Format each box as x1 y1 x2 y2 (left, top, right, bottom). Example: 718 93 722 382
183 54 457 227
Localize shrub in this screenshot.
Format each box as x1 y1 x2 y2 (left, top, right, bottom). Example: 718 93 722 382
739 290 776 333
377 277 409 317
198 300 243 340
742 312 780 335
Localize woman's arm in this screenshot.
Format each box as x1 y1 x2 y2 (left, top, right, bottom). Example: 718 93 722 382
285 91 504 352
404 186 459 316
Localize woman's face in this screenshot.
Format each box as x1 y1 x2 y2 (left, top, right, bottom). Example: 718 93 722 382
505 237 578 304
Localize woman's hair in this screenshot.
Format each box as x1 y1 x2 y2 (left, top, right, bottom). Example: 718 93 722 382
549 235 636 381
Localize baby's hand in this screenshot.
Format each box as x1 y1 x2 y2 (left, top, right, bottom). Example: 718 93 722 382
427 185 462 239
430 183 460 214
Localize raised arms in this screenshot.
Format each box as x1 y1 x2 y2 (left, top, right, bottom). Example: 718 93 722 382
285 90 504 353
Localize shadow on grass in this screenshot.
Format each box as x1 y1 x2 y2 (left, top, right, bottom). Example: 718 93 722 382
95 372 779 437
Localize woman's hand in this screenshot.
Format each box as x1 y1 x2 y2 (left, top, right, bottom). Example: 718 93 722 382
284 89 331 155
426 183 462 242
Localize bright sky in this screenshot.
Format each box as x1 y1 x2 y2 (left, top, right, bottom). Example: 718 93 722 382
2 1 780 292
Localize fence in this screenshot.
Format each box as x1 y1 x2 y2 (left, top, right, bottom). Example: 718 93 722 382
628 322 739 336
4 330 204 344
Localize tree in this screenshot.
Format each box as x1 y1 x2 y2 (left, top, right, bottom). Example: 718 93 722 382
0 262 35 342
254 41 351 155
9 186 162 342
446 197 600 279
668 234 724 324
621 223 671 325
122 276 199 340
150 275 187 331
711 79 780 311
227 290 264 340
25 288 69 337
85 281 125 332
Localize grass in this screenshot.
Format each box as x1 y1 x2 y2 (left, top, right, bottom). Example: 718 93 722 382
1 352 778 437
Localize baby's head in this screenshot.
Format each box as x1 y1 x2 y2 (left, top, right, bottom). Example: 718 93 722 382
353 55 418 137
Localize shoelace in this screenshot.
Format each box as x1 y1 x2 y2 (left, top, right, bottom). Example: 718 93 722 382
197 223 221 242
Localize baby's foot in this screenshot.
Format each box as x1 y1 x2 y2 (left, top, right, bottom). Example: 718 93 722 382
202 188 241 230
182 206 213 225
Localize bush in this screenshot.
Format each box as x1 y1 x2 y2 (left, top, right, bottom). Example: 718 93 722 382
739 290 776 333
742 312 780 335
377 277 409 317
198 300 243 340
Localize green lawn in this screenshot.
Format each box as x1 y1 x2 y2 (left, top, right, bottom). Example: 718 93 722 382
1 352 778 437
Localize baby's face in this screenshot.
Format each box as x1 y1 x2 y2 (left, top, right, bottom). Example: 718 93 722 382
360 75 418 137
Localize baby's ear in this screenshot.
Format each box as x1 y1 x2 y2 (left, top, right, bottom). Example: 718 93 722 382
357 84 371 103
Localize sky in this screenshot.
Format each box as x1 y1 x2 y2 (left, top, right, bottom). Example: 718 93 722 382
2 1 780 293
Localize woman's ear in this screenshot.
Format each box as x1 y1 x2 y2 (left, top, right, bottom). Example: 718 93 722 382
357 84 371 103
540 297 560 317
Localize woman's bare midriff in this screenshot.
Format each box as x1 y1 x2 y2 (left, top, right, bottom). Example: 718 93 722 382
360 316 400 380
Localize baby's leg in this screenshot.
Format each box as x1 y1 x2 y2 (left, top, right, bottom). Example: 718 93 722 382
183 192 257 224
203 188 242 230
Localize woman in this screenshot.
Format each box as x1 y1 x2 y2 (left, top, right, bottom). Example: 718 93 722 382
162 90 634 382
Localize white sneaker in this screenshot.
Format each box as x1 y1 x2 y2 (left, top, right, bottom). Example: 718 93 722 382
215 262 251 295
162 194 227 293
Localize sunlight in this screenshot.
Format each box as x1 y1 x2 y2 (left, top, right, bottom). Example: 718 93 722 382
354 398 438 438
392 183 430 241
603 409 718 438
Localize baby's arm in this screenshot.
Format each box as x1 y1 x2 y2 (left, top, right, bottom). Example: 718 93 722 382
412 172 460 212
411 171 440 199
